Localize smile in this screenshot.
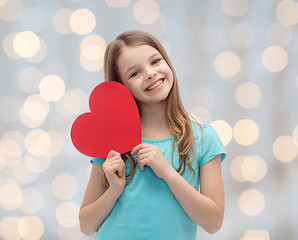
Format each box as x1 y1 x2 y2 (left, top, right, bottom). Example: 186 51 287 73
146 79 164 91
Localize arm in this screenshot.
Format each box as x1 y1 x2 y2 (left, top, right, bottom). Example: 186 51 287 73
163 155 224 234
79 163 122 235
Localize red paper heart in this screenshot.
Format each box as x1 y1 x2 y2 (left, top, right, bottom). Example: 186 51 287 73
70 81 142 158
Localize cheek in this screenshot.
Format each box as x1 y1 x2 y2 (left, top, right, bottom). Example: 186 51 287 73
124 82 142 96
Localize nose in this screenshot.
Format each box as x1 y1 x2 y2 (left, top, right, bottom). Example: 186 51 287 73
146 67 157 80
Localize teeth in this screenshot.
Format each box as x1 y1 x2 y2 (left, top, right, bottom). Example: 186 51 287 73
147 80 163 91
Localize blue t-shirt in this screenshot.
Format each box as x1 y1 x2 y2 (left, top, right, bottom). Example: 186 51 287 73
91 123 226 240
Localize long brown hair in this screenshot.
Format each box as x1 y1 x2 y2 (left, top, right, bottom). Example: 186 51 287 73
102 30 201 187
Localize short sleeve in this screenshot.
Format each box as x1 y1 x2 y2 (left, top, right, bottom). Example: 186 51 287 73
90 158 105 168
199 124 226 167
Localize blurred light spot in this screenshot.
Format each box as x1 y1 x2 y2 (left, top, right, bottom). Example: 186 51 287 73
0 95 21 122
25 38 47 63
0 217 20 240
18 216 44 240
80 34 106 51
20 94 49 127
1 130 25 153
233 119 259 146
3 33 20 59
0 0 22 21
47 130 64 157
241 159 255 182
214 51 241 78
0 183 23 210
262 45 288 72
133 0 160 25
52 174 78 199
19 188 42 214
42 60 68 80
276 0 298 26
79 35 105 72
81 45 104 61
241 156 267 182
238 189 265 216
0 140 22 158
222 0 248 17
18 67 43 93
56 202 80 228
210 120 233 146
242 230 270 240
293 125 298 143
80 54 103 72
141 14 167 37
230 23 255 49
20 7 45 33
189 107 212 124
24 153 51 173
105 0 131 7
0 177 20 186
39 75 65 102
56 89 88 116
0 0 8 7
25 129 51 156
0 150 20 167
267 22 292 47
188 87 214 110
13 160 39 184
13 31 40 58
273 136 298 162
198 27 225 53
53 8 73 35
230 155 247 182
69 9 96 35
22 98 49 121
20 109 45 128
235 82 261 109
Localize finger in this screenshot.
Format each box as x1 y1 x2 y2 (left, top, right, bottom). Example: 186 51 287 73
131 144 141 155
137 148 151 158
138 157 150 171
106 154 125 165
106 150 120 159
106 155 122 163
131 143 150 155
108 163 124 177
105 157 125 170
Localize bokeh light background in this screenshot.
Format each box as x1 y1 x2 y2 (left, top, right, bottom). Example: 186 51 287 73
0 0 298 239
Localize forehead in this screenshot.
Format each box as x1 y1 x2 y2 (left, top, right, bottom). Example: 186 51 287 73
117 45 160 68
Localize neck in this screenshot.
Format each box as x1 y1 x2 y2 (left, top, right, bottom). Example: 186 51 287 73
138 100 171 139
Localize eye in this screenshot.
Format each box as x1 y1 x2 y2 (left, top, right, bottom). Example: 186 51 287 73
152 59 160 65
130 71 139 78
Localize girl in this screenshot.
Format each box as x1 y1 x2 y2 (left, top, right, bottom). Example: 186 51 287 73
79 30 226 240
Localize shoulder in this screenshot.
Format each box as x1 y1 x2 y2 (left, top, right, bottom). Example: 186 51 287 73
191 121 216 142
90 158 105 168
191 121 226 166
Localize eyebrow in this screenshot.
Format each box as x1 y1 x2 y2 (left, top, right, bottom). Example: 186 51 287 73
124 52 161 77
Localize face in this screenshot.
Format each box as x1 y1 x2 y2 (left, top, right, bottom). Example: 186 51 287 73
117 45 174 106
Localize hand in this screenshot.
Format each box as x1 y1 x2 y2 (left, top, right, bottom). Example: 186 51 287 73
102 150 126 194
131 143 173 180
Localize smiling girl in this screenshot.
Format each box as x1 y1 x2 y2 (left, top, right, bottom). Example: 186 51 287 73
79 30 226 240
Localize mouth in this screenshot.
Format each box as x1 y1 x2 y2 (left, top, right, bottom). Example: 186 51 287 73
145 79 164 91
